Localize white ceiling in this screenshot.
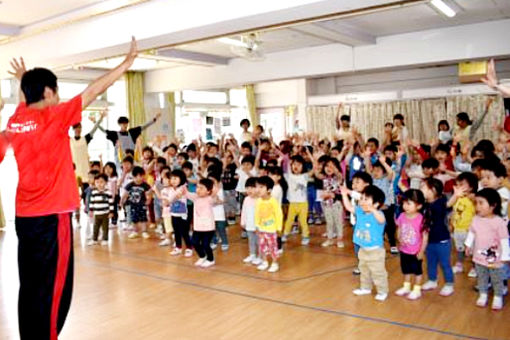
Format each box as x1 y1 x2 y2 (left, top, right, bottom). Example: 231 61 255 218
0 0 102 26
177 0 510 58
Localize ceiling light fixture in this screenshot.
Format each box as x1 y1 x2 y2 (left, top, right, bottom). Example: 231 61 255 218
430 0 456 18
217 37 247 48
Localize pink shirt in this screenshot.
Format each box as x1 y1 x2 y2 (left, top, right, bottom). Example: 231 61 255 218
186 193 215 231
397 213 424 255
469 216 509 268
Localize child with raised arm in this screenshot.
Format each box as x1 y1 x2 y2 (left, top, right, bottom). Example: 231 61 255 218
447 172 478 275
255 176 283 273
342 185 389 301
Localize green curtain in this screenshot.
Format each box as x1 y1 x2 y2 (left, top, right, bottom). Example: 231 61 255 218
166 92 176 139
245 84 258 126
125 71 147 144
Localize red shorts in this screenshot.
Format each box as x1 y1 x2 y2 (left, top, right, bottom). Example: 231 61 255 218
258 232 278 259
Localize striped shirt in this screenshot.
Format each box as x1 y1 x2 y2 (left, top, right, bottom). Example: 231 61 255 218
90 189 114 216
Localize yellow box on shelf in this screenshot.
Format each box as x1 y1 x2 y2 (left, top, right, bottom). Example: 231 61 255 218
458 60 488 83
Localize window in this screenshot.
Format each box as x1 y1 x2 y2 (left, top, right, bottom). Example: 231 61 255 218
182 90 228 104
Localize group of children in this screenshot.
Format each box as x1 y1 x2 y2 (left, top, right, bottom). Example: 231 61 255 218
77 111 510 308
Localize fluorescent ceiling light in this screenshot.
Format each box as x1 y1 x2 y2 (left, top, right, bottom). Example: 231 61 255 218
217 37 247 48
430 0 456 18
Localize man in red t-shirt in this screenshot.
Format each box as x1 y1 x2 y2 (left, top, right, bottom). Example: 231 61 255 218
0 37 138 340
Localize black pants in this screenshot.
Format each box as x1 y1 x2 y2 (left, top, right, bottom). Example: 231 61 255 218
172 216 192 249
15 213 74 340
192 231 215 261
382 205 396 247
93 214 109 241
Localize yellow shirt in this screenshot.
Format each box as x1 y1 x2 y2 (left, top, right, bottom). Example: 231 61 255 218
451 196 475 232
255 197 283 233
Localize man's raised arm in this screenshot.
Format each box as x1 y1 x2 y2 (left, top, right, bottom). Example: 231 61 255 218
81 37 138 109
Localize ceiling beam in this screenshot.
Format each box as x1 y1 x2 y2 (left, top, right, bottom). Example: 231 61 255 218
0 23 21 36
291 21 376 46
157 49 229 66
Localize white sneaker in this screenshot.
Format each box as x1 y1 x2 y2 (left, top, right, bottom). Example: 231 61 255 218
321 239 335 247
281 235 288 243
395 286 411 296
211 243 218 250
87 240 98 246
128 232 140 239
439 285 454 297
390 247 399 255
336 241 345 248
170 248 182 256
252 257 263 266
476 293 488 307
452 263 464 274
468 268 478 278
159 239 171 247
268 263 279 273
422 280 438 291
492 296 503 310
159 234 167 240
257 261 269 271
375 293 388 301
301 237 310 246
407 290 422 300
142 231 150 239
194 258 206 267
243 255 255 263
201 260 215 268
353 288 372 296
100 240 108 246
184 249 193 257
221 244 229 251
277 249 284 256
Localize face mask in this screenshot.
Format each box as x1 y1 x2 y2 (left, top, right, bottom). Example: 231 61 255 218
438 130 452 143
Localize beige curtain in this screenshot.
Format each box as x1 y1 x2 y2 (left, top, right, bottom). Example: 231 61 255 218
166 92 176 139
308 94 504 143
245 84 259 126
125 71 147 144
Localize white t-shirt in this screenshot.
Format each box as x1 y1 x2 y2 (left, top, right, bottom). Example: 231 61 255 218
213 188 226 221
285 173 308 203
235 168 257 193
407 164 424 190
498 187 510 218
271 184 283 205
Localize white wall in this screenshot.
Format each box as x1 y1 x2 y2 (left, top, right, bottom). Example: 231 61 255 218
145 19 510 93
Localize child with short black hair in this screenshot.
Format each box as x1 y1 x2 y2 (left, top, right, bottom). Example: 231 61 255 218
185 178 217 267
465 188 510 310
121 166 152 239
222 151 238 225
88 173 114 246
447 172 478 276
481 161 510 218
255 176 283 273
209 173 229 251
341 185 388 301
235 155 257 210
395 189 427 300
241 177 262 265
421 178 455 296
84 169 100 239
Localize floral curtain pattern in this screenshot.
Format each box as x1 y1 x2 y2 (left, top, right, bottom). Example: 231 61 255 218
306 94 504 143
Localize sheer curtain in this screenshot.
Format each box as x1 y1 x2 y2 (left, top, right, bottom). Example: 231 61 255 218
306 95 504 143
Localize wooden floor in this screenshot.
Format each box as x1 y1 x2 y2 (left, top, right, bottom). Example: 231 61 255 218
1 220 509 340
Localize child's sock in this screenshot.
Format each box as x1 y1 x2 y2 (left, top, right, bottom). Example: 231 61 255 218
412 284 421 293
403 282 411 290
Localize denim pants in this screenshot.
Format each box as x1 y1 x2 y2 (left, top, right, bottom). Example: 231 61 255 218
212 221 228 245
475 263 505 296
247 230 259 256
426 240 454 284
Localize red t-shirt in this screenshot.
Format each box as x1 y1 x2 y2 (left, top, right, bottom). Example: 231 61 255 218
1 96 82 217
